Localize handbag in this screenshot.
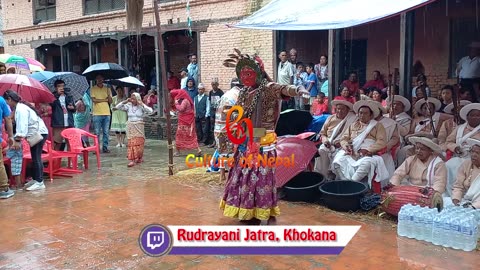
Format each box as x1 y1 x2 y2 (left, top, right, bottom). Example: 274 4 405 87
26 114 43 147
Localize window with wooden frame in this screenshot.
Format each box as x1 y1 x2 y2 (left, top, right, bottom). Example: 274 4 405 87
84 0 125 15
34 0 56 22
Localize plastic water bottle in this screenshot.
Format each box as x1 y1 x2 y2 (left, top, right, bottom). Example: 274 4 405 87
432 213 443 245
451 215 462 250
415 207 428 241
403 204 413 238
424 208 436 243
461 215 477 252
407 206 418 239
397 206 407 237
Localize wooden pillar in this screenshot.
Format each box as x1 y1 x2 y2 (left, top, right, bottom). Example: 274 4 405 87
154 34 163 117
88 42 93 66
117 38 122 65
60 45 64 71
399 11 415 100
334 29 343 93
327 30 335 107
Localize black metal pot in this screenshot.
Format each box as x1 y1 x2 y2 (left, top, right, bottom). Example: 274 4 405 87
283 172 325 203
319 181 368 212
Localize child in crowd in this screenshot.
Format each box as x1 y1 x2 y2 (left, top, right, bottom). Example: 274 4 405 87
294 62 308 110
311 92 328 116
439 85 453 113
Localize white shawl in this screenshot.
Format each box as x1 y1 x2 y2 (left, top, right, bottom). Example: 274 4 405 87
455 123 480 148
426 156 442 187
464 172 480 205
330 112 357 143
352 120 378 152
415 113 440 134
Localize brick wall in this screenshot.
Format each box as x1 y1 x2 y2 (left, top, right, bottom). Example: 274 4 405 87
144 115 178 140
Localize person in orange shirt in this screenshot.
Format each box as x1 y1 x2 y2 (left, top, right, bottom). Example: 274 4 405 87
311 92 328 116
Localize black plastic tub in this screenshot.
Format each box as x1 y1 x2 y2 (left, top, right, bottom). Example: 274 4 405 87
319 181 368 212
283 172 325 203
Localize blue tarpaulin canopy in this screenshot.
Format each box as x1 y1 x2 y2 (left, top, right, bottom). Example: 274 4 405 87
234 0 436 30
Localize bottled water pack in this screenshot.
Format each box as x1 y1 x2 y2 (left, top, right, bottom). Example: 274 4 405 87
397 203 479 252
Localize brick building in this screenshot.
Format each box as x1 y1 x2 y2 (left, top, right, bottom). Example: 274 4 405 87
1 0 274 91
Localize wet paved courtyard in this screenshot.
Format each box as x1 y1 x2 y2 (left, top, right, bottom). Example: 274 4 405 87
0 139 479 270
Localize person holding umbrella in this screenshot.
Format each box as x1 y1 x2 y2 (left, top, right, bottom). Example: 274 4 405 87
91 74 113 153
51 80 75 151
3 90 49 191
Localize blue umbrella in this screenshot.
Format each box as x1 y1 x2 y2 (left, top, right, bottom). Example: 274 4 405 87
82 62 129 80
43 72 89 102
29 71 56 82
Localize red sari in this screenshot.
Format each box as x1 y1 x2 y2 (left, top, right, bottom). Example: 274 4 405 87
170 90 199 150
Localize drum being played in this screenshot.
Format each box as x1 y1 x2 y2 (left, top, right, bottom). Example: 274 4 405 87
381 186 443 216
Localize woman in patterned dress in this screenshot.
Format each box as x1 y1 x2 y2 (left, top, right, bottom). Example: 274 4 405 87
219 50 309 225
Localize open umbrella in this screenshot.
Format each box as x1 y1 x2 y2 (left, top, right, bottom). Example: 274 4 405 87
29 71 56 82
43 72 89 102
274 136 318 188
0 54 30 74
82 63 129 80
275 109 313 136
0 74 55 103
106 76 144 88
26 57 46 71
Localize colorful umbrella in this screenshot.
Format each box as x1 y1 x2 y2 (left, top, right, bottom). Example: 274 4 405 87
82 62 129 80
274 136 318 188
43 72 89 102
29 65 45 73
107 76 144 88
26 57 46 71
0 54 30 71
0 74 55 103
29 71 56 82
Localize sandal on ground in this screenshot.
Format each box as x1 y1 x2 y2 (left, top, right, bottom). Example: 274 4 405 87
135 159 143 163
127 162 135 167
173 152 180 157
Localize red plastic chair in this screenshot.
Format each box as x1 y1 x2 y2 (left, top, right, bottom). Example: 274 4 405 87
21 139 54 182
61 128 101 170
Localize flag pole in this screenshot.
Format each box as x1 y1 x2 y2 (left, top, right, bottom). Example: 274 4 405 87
153 1 174 176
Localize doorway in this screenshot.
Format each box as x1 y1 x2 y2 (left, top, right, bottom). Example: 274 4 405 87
340 39 368 86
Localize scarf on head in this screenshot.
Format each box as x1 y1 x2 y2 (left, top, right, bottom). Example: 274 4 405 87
170 89 195 125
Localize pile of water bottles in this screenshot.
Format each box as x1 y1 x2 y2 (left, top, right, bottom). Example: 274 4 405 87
397 204 480 252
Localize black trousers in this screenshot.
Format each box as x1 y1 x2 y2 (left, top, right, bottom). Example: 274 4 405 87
31 134 48 183
195 116 210 143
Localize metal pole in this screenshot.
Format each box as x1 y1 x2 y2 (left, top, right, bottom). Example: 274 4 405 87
154 34 162 117
154 0 174 176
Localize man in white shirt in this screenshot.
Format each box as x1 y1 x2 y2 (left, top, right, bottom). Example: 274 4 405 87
187 54 199 86
457 42 480 102
180 68 189 89
278 50 294 110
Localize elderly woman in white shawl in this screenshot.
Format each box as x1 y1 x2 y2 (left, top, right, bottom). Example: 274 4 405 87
444 103 480 196
452 138 480 209
332 100 388 186
375 102 400 179
116 92 153 167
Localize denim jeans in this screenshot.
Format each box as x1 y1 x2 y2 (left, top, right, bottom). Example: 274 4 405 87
31 134 48 183
93 115 111 150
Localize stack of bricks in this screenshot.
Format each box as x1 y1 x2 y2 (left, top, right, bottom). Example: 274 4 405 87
144 116 178 140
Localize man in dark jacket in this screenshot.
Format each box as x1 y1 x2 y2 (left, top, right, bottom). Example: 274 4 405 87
51 80 75 150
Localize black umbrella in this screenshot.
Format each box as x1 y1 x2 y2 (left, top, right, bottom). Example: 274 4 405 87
275 109 313 136
82 63 129 80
